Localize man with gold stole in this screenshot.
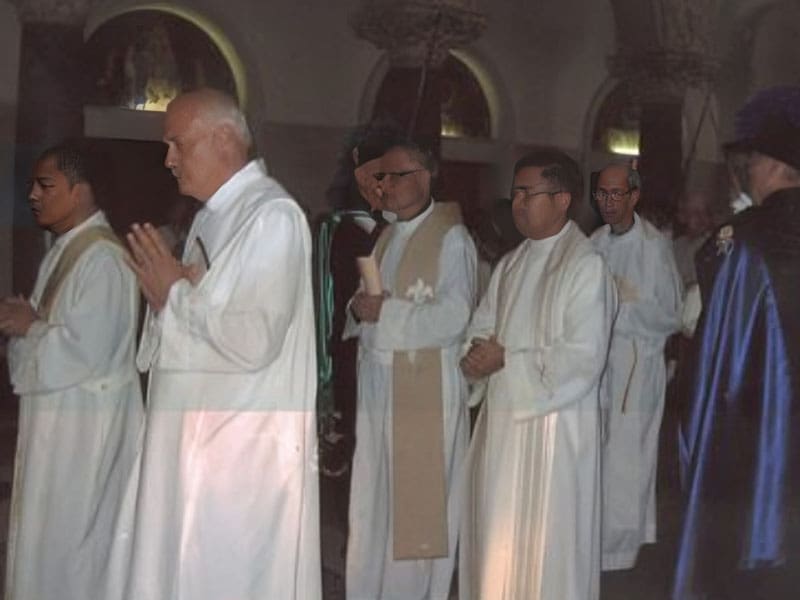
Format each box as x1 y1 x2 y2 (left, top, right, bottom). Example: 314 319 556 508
1 142 142 600
460 149 616 600
344 139 477 600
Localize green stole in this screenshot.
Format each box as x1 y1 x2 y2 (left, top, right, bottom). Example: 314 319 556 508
37 225 123 319
372 201 462 559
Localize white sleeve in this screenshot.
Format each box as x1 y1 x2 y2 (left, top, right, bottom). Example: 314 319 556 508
615 239 684 344
464 260 501 349
370 226 477 351
462 264 502 406
503 254 617 420
156 201 309 373
8 245 137 395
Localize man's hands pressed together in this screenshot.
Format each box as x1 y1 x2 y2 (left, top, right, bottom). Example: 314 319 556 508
127 223 200 311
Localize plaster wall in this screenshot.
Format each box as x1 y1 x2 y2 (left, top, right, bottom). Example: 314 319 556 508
471 0 615 153
0 1 20 298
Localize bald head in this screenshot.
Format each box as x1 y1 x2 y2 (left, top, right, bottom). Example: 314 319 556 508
163 88 252 201
171 89 252 149
595 162 640 233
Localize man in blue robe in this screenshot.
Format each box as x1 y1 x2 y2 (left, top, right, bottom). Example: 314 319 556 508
673 85 800 599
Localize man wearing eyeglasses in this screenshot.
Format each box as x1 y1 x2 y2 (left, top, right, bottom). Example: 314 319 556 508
343 140 477 599
459 149 616 600
590 162 683 571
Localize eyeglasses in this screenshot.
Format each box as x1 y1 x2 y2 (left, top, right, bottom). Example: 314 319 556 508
593 189 632 202
510 187 563 201
373 169 427 183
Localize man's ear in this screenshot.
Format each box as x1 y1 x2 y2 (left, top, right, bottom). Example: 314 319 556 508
70 181 93 207
212 123 228 145
213 123 239 150
557 192 572 212
630 188 641 208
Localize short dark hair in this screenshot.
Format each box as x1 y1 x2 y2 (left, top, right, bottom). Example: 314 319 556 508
600 160 641 190
38 141 93 188
513 149 583 200
386 137 438 176
350 119 406 166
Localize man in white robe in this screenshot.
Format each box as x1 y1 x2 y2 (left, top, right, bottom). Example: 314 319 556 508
590 162 683 570
1 143 143 600
125 89 320 600
344 141 477 600
460 149 616 600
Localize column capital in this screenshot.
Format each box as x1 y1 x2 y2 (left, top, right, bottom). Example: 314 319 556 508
609 50 718 102
350 0 487 68
609 0 720 100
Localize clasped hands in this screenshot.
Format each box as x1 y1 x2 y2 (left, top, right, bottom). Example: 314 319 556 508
460 336 505 379
0 295 38 337
126 223 201 312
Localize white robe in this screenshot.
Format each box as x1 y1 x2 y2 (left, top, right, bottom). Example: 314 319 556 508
127 161 321 600
591 214 683 570
344 202 477 600
5 211 143 600
460 221 616 600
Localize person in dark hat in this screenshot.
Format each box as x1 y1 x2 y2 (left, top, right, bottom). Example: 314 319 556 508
672 85 800 600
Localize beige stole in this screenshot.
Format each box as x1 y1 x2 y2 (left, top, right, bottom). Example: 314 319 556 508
372 201 462 559
37 226 123 319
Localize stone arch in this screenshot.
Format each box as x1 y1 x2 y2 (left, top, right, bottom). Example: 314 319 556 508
85 3 251 111
448 48 513 142
357 48 511 142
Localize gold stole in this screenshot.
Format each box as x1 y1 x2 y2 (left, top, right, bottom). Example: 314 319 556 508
373 202 462 559
37 226 123 319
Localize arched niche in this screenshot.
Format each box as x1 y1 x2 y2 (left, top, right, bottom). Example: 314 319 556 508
359 50 504 142
590 80 641 158
84 11 237 112
85 4 247 110
83 4 250 142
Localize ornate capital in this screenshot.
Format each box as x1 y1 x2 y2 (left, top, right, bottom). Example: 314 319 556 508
350 0 487 68
609 50 718 102
10 0 97 25
609 0 720 100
